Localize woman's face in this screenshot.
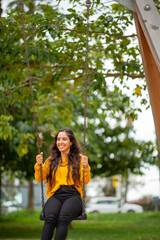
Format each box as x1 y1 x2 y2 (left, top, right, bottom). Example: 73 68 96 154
56 131 72 154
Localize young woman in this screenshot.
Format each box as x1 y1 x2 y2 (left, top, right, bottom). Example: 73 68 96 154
34 128 91 240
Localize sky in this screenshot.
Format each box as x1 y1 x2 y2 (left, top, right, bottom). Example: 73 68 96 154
2 0 160 201
134 107 155 141
129 109 159 201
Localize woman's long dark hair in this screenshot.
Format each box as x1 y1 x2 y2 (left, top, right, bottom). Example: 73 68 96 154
47 128 81 185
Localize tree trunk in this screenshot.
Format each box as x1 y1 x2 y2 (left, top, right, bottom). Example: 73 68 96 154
28 3 34 13
0 0 2 18
124 175 129 202
27 180 34 210
28 1 35 13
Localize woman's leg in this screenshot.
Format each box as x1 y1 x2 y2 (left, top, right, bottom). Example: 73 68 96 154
41 196 62 240
54 195 82 240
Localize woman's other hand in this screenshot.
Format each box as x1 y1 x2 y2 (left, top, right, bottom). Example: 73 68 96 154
36 152 43 166
80 154 89 168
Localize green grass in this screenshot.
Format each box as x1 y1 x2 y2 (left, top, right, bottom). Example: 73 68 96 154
0 209 160 240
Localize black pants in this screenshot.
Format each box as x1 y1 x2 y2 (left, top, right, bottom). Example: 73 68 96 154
41 185 82 240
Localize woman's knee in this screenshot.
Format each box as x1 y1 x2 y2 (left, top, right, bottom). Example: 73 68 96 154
45 213 58 225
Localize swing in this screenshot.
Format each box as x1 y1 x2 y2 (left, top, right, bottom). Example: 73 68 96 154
18 0 91 221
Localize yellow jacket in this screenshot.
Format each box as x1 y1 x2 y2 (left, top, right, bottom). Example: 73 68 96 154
34 157 91 199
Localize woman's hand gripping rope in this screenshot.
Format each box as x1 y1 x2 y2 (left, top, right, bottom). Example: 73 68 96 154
36 152 43 166
80 154 89 168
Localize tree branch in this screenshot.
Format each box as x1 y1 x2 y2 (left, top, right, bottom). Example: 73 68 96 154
54 72 145 82
0 77 39 95
59 26 137 39
11 21 137 40
103 73 145 79
1 72 144 96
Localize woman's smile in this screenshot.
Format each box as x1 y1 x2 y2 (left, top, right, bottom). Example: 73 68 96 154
56 132 72 155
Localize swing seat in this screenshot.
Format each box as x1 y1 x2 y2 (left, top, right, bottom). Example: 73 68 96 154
40 210 87 221
40 211 45 221
73 211 87 220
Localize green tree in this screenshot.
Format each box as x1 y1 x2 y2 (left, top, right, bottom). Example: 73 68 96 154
0 0 158 209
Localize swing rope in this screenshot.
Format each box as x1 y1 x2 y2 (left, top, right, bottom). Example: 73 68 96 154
18 0 91 221
80 0 92 220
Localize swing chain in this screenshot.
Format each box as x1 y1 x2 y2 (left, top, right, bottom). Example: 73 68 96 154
83 0 91 154
18 0 45 210
82 0 92 213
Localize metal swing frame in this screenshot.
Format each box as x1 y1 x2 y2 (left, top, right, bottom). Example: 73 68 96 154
18 0 92 221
